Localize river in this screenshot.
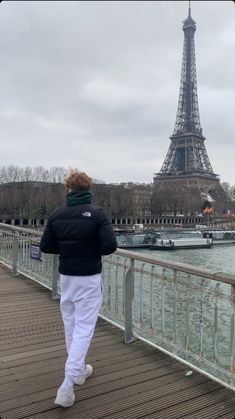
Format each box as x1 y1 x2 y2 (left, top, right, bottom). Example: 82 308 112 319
138 244 235 275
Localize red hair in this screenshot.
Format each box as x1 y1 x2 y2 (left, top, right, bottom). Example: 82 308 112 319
64 169 92 191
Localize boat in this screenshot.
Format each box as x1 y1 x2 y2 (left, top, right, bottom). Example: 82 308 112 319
202 231 235 245
149 239 174 250
150 237 213 250
115 232 159 249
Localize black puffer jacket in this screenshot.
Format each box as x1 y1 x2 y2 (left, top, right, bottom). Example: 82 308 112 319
40 204 117 276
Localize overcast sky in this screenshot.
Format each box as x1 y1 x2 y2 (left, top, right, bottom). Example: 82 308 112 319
0 1 234 184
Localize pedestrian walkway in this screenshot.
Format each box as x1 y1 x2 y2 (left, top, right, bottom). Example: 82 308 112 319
0 264 235 419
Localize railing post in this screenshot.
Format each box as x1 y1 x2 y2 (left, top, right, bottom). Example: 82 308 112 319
51 255 60 300
12 236 19 275
124 258 134 344
230 284 235 377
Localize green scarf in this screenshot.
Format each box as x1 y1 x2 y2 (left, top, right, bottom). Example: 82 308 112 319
66 190 92 206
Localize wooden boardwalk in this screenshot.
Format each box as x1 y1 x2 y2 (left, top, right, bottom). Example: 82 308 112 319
0 264 235 419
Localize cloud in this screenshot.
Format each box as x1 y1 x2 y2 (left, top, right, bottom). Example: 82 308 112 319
0 1 234 185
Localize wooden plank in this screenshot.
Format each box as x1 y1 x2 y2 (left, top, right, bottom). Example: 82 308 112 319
182 397 235 419
141 389 235 419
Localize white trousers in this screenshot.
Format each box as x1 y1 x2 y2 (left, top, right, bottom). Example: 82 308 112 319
60 273 102 382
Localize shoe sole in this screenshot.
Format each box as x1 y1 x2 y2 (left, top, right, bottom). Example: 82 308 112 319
54 399 75 408
54 394 75 408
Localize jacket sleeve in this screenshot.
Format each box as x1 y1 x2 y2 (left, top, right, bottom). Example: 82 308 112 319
40 219 59 254
97 209 117 255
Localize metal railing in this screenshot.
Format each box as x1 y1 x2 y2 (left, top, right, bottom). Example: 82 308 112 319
0 223 59 298
0 223 235 391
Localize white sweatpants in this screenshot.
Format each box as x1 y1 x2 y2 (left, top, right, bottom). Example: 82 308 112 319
60 273 102 382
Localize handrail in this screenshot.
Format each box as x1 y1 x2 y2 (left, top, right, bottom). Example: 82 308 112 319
0 222 42 236
115 249 235 285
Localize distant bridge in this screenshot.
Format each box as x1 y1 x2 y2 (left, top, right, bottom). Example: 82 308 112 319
0 215 234 230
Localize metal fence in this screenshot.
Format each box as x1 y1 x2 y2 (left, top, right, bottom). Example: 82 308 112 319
0 223 59 297
1 223 235 391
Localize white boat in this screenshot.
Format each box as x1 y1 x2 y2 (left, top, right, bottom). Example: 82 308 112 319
203 231 235 245
116 232 159 249
150 237 213 250
150 239 174 250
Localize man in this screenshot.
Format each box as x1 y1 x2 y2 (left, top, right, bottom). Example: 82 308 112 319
40 169 117 408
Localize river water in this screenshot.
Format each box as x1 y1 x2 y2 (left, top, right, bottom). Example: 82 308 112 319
139 244 235 275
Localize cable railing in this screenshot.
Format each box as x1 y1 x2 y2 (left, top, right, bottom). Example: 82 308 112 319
0 223 235 391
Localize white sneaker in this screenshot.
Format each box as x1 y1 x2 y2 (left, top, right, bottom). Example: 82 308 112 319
74 364 93 385
54 388 75 408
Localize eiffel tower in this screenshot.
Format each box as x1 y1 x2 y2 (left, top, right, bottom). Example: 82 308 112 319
154 3 228 213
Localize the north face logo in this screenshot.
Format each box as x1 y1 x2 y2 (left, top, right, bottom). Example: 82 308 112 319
82 212 91 217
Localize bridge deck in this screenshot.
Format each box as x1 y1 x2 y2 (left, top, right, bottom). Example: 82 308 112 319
0 264 235 419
